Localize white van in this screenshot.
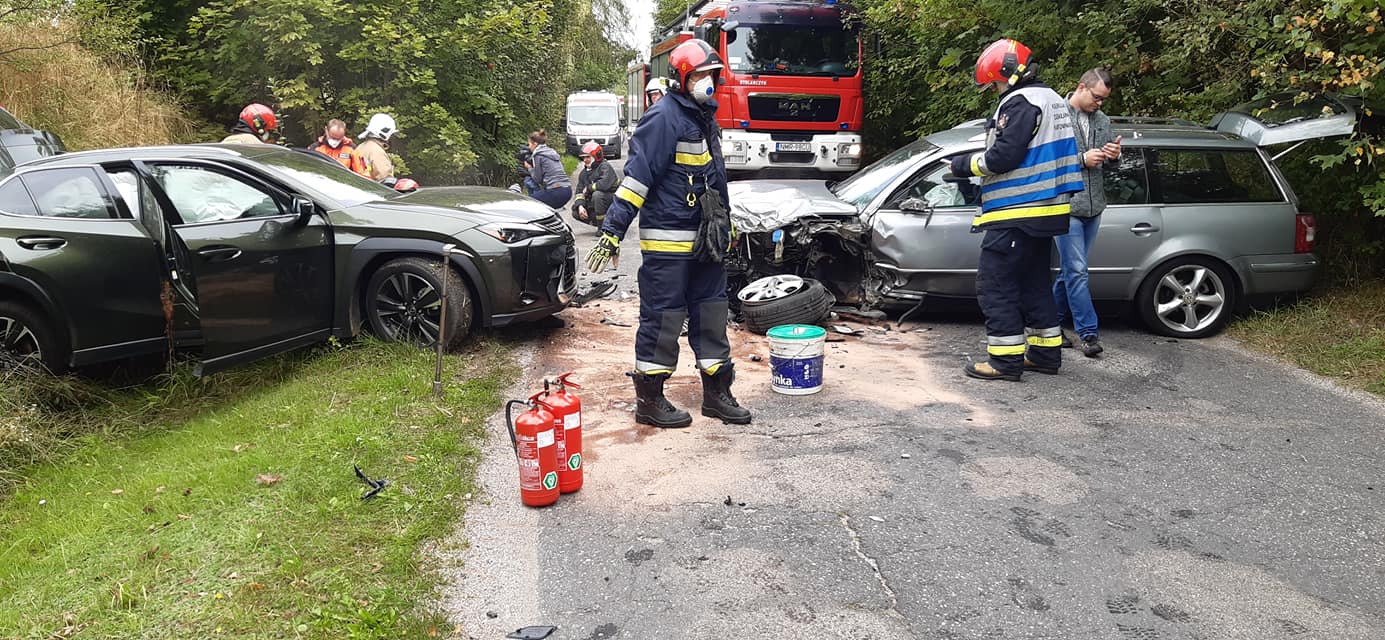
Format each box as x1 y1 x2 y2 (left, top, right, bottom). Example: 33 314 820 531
564 91 625 159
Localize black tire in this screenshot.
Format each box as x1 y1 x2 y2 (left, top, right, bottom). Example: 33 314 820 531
364 257 473 349
1135 255 1237 339
739 277 835 334
0 300 67 373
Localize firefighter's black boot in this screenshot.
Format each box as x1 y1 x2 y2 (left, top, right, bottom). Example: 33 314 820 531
700 363 752 424
629 371 692 429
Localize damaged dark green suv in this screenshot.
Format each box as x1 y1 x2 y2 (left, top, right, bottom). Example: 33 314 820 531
0 144 576 374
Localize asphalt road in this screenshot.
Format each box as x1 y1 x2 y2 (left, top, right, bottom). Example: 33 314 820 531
435 152 1385 640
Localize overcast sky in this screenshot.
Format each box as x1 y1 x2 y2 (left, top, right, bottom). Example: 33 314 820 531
620 0 655 60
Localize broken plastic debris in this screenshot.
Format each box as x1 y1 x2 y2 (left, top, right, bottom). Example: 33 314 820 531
506 625 558 639
832 324 858 335
869 516 885 522
353 465 389 500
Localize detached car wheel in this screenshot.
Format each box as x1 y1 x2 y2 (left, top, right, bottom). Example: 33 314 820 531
1136 256 1236 339
0 301 66 373
365 257 473 349
736 275 834 335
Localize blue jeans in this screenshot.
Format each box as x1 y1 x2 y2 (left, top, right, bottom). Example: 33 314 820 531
530 185 572 210
1052 214 1101 339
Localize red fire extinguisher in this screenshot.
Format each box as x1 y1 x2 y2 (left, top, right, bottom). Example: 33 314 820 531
543 372 583 494
504 393 560 507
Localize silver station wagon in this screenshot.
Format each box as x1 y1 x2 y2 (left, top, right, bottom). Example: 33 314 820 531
727 95 1359 338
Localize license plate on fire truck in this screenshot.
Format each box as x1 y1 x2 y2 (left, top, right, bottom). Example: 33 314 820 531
775 142 812 152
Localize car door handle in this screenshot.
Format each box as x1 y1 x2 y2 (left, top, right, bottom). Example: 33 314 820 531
1130 223 1160 235
16 236 67 250
197 246 243 262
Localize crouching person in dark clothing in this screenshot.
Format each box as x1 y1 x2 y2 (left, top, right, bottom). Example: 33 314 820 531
571 141 618 227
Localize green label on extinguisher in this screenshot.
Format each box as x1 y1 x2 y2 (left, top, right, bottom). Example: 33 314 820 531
567 453 582 471
542 472 558 491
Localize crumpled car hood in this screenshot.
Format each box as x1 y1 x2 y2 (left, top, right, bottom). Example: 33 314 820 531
728 180 859 233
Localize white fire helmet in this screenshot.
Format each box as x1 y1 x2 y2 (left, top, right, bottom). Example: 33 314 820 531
359 113 398 141
645 77 670 97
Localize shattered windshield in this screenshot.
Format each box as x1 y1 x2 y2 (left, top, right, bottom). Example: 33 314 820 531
830 139 938 208
726 24 858 77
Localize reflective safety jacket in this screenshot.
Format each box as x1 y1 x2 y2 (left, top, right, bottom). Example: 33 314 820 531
950 80 1082 237
601 91 729 258
311 137 370 177
356 138 394 181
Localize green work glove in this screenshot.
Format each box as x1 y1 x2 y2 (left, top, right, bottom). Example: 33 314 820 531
585 233 620 272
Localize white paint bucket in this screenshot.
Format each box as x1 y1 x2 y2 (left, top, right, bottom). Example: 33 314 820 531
767 324 826 395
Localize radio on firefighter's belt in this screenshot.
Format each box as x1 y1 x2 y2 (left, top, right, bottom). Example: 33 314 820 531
693 187 733 264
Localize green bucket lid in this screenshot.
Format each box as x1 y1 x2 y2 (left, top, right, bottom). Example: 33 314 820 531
766 324 826 340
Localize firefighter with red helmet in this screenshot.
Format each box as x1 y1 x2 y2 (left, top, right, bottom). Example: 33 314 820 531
223 103 278 144
571 141 618 227
584 39 751 428
948 38 1084 381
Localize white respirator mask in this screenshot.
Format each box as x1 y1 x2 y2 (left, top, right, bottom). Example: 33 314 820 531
326 137 343 149
691 76 716 104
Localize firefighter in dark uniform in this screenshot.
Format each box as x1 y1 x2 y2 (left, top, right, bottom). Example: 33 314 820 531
949 38 1085 381
585 39 751 428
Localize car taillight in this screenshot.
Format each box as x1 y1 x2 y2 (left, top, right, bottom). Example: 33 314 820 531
1295 213 1316 254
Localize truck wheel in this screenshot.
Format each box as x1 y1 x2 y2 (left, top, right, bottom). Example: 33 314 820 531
0 301 67 373
365 257 473 349
737 275 835 334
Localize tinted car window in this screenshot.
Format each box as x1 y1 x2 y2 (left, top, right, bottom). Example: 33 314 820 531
151 165 282 223
1153 149 1282 204
884 161 980 209
1103 149 1150 205
0 108 22 130
108 169 167 243
19 168 115 219
0 177 39 216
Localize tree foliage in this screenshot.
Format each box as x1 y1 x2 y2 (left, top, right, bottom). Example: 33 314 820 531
114 0 631 183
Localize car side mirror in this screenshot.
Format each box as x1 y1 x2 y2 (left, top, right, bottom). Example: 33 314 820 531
900 197 932 214
291 196 317 226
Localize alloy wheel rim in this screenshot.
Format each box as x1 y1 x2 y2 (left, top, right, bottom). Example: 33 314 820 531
738 275 805 303
375 273 443 345
0 315 43 366
1152 265 1225 334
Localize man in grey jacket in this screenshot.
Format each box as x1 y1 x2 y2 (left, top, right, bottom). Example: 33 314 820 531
1055 68 1121 357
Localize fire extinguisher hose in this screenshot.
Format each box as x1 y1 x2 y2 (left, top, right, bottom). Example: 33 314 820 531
503 399 527 456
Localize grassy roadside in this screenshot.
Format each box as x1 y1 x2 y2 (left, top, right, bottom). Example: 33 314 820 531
0 339 516 639
1231 282 1385 396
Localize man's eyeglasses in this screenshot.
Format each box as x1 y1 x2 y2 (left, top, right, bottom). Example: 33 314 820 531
1089 89 1110 104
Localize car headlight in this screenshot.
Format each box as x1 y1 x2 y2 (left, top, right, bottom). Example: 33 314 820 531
479 223 549 243
838 143 862 157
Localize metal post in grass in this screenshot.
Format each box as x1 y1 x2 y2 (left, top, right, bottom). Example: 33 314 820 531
434 244 458 400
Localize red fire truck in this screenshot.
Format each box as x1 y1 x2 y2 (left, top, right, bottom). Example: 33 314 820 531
635 0 864 175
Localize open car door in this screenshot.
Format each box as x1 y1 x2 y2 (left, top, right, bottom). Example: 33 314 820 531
1211 93 1361 152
